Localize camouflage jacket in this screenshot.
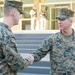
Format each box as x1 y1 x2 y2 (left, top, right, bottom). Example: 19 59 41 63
0 22 30 75
32 29 75 75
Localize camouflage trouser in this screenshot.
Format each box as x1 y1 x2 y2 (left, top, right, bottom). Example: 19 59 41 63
0 72 17 75
62 73 71 75
51 71 73 75
0 74 17 75
62 71 72 75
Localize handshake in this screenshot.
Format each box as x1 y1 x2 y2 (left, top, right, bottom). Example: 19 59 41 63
25 54 34 65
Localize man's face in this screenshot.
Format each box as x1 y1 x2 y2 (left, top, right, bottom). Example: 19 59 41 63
57 18 72 31
13 9 22 25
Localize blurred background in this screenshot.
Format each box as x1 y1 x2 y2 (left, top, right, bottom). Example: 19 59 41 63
0 0 75 31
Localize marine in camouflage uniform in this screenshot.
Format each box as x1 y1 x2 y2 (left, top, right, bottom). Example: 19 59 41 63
32 8 75 75
0 1 30 75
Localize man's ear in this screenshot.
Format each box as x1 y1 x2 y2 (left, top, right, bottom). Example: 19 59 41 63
70 19 72 23
70 19 73 26
10 10 15 17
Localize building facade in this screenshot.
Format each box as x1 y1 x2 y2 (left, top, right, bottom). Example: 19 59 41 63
0 0 75 30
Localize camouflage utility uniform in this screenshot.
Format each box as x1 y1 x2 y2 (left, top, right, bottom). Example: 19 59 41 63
32 30 75 75
0 23 30 75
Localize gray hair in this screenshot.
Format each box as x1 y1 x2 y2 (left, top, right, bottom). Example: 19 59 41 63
68 17 74 22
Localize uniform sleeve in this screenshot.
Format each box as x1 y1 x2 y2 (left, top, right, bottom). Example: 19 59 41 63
2 32 30 71
32 36 53 62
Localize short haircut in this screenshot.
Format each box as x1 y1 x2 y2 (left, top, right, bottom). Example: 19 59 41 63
3 5 17 16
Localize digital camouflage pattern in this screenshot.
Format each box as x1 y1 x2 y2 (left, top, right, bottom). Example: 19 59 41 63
0 22 30 75
4 1 25 14
32 30 75 75
56 8 74 19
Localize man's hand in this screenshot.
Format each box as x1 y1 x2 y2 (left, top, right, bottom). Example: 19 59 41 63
26 54 34 65
29 54 34 64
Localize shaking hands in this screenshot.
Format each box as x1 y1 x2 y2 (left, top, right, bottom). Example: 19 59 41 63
26 54 34 65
